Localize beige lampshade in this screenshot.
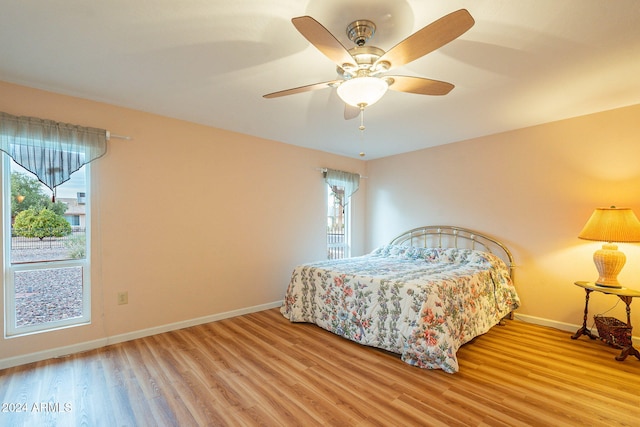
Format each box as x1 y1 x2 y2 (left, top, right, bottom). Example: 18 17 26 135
578 206 640 288
578 207 640 243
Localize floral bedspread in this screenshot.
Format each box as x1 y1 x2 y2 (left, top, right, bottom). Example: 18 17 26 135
280 245 520 373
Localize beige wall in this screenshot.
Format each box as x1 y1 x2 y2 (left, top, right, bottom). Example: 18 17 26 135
366 103 640 334
0 81 366 362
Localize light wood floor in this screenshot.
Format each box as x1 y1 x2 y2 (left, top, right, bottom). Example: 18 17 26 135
1 308 639 426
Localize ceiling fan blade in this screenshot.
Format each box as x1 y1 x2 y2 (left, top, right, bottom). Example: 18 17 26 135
292 16 356 69
344 104 360 120
263 80 341 99
387 76 454 96
374 9 474 71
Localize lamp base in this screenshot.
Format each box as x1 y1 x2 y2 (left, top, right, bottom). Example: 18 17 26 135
593 243 625 289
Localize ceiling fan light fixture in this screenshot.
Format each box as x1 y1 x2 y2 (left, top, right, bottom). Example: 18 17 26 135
337 77 388 108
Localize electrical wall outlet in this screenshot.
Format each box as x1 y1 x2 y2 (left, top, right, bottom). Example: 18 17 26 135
117 291 128 305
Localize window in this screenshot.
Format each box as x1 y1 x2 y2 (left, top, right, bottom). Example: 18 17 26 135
3 157 90 336
324 168 359 260
327 185 350 259
64 215 81 226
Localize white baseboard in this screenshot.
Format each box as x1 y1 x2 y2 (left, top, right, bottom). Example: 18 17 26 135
0 301 282 370
513 312 640 346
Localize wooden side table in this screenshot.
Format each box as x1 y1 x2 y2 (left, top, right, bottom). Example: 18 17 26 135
571 281 640 361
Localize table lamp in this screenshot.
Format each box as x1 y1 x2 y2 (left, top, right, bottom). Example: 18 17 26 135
578 206 640 288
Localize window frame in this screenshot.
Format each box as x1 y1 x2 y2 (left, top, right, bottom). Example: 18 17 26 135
2 155 91 337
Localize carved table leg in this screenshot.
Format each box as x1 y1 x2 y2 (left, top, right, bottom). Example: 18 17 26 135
571 289 596 340
615 345 640 361
615 296 639 361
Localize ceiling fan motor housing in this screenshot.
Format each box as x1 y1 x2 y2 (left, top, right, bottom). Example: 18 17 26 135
337 45 385 77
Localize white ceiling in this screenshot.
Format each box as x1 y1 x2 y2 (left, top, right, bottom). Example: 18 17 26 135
1 0 639 159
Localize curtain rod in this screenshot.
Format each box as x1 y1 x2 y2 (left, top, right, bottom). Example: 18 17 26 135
316 167 367 179
106 131 132 141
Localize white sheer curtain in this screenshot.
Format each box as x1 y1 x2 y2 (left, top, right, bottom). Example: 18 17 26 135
324 168 360 206
0 112 107 198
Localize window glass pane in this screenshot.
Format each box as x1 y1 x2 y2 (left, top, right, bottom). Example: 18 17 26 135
10 161 86 264
327 186 347 259
14 266 84 328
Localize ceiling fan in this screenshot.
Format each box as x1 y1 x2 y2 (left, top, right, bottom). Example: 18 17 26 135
263 9 475 120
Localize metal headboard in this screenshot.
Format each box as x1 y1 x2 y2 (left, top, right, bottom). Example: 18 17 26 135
389 226 515 277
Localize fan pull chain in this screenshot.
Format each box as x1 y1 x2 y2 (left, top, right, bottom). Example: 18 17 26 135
359 105 366 157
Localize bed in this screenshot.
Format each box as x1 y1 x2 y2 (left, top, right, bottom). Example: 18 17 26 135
280 226 520 373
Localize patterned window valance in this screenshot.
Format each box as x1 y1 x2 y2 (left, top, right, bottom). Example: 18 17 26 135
324 168 360 206
0 112 107 197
